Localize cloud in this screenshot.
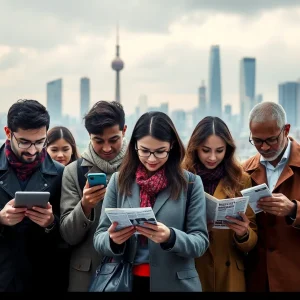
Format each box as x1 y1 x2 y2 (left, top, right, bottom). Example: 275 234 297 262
128 7 300 111
0 48 26 69
1 0 300 49
0 1 300 118
185 0 300 15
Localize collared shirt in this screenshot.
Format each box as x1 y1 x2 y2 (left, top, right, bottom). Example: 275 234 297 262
260 138 291 192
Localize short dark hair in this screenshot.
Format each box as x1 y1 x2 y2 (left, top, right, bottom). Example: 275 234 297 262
47 126 80 164
84 100 125 135
7 99 50 132
118 111 186 199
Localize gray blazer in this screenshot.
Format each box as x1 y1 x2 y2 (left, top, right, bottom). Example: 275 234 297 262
93 170 209 292
60 159 105 292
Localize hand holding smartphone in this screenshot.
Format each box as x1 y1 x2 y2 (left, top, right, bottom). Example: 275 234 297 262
87 173 107 188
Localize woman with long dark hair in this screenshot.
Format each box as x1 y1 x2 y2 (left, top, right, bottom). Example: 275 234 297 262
93 111 209 292
183 116 257 292
47 126 80 166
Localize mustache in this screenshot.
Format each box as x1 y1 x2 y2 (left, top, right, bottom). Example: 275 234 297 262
259 151 277 155
22 152 39 157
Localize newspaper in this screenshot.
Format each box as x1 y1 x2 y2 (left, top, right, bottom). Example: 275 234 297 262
240 183 272 214
205 193 249 229
105 207 157 231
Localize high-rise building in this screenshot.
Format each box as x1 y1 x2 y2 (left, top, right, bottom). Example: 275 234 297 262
159 103 169 115
111 24 124 103
198 80 206 119
208 45 222 118
255 94 263 105
279 82 300 128
138 94 148 116
224 104 232 116
223 104 232 126
47 78 62 125
80 77 90 118
240 57 256 129
171 109 187 143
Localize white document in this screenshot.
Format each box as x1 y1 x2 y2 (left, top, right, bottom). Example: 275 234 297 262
240 183 272 214
205 193 249 229
105 207 157 231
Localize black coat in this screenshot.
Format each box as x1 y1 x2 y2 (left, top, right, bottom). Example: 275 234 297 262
0 144 69 292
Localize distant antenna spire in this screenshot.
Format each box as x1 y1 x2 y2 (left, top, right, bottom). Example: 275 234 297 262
116 22 120 57
111 22 124 103
116 22 119 44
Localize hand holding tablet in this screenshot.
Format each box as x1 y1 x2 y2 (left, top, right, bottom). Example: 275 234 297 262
14 191 50 209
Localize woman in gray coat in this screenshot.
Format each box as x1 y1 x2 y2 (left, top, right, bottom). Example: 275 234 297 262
93 111 209 292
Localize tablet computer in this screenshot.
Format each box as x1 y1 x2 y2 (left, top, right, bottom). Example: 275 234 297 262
14 191 50 209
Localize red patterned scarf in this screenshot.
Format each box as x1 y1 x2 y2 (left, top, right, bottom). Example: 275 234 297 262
196 162 225 195
5 139 47 181
136 164 168 208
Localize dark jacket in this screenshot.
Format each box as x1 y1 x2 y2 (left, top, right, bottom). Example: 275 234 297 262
0 143 69 292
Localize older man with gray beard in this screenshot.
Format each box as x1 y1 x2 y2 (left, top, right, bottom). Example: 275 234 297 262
243 101 300 292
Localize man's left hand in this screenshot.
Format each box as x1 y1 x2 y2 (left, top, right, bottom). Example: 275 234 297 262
257 193 295 217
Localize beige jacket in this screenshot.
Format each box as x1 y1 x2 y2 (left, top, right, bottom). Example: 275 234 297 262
195 174 257 292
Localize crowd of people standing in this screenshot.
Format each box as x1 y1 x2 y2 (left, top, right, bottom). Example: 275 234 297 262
0 98 299 292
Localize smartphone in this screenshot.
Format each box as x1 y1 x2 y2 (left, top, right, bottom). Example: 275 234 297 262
87 173 107 187
14 191 50 209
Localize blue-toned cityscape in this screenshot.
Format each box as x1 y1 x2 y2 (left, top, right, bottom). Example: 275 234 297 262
1 41 299 162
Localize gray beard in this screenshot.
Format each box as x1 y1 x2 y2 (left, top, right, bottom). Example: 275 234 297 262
261 143 286 162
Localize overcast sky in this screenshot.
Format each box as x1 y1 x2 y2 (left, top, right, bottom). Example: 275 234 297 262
1 0 300 118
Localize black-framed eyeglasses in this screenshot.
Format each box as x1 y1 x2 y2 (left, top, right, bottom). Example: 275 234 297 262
249 126 285 147
12 133 48 150
136 148 171 159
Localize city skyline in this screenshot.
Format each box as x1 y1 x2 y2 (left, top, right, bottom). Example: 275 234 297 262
1 1 300 118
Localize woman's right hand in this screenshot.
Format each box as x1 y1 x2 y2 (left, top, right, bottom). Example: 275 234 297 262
108 222 136 245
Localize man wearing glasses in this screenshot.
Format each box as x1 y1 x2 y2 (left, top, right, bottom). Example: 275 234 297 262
243 101 300 292
0 99 68 292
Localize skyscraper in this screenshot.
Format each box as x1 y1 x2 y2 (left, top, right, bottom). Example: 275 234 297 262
111 24 124 103
159 103 169 116
223 104 232 125
198 80 206 119
80 77 90 118
240 57 256 129
279 81 300 128
138 94 148 116
208 45 222 118
47 78 62 125
255 94 263 105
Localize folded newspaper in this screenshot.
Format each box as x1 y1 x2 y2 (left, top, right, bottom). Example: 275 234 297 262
205 193 249 229
240 183 272 214
105 207 157 231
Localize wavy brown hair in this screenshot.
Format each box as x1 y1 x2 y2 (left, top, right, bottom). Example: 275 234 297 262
183 116 244 198
119 111 186 199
